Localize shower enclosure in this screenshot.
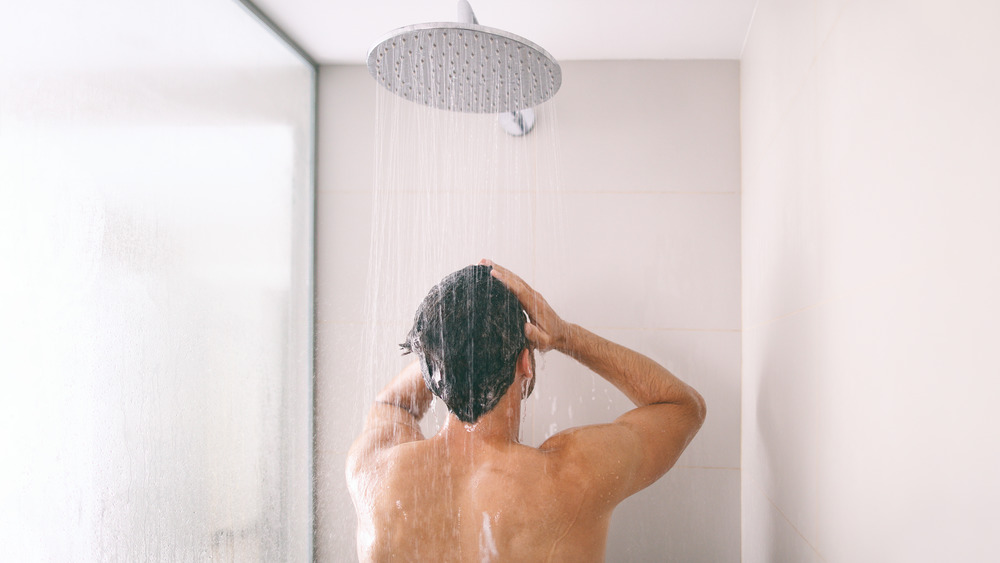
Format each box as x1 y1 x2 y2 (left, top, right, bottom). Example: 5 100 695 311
0 1 315 559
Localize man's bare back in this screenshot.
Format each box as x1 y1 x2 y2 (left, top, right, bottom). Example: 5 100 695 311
347 262 705 562
350 429 613 562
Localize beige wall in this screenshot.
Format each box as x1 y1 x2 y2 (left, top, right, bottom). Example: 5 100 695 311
741 0 1000 561
315 60 742 560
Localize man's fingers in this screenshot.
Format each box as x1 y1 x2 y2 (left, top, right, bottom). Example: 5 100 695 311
525 323 552 351
525 323 542 346
489 262 532 300
490 264 519 293
486 261 561 351
487 260 549 328
525 322 538 340
485 261 518 292
488 261 513 284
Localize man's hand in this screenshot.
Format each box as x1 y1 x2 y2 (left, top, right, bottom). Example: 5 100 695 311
482 259 570 352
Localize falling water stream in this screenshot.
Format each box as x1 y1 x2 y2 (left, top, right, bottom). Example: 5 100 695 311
349 49 570 560
360 81 566 444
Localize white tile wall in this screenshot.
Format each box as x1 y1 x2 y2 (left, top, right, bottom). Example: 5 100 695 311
313 318 366 456
815 0 852 49
554 61 741 194
316 61 742 561
742 77 825 327
314 451 356 563
608 466 741 562
742 312 824 542
742 475 823 563
739 0 817 178
315 191 372 325
536 192 741 331
318 67 376 193
742 0 1000 561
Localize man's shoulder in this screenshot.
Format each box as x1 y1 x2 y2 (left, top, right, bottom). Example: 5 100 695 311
349 436 425 474
511 433 604 483
537 423 631 458
534 423 645 486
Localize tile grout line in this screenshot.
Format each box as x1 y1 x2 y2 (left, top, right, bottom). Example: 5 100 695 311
743 1 834 184
738 75 746 561
743 0 855 185
317 188 739 196
745 471 827 561
324 322 741 333
323 458 741 472
591 326 741 332
744 300 828 332
739 0 761 59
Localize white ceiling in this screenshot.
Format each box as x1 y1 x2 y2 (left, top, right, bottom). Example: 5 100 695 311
3 0 305 72
252 0 759 64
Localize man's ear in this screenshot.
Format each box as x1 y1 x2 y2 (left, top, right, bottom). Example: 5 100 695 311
517 348 536 399
517 348 533 378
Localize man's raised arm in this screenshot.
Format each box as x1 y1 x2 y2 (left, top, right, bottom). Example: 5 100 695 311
487 260 706 502
373 360 434 420
347 361 433 470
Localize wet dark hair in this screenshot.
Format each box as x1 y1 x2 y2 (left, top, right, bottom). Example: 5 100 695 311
400 265 527 424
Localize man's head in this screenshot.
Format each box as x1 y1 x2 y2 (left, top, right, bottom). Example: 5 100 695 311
401 265 529 424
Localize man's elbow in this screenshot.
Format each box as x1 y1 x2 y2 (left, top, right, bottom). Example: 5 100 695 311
688 389 707 430
345 441 363 479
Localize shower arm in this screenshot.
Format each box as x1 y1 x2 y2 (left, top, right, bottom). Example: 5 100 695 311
456 0 537 136
458 0 479 25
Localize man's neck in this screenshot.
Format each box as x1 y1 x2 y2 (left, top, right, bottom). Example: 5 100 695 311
438 390 523 445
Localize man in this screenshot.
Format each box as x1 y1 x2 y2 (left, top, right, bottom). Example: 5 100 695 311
346 260 706 562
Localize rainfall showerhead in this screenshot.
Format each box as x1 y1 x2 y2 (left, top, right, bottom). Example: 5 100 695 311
366 1 562 115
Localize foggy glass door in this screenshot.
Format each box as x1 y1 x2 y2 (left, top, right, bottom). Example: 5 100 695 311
0 1 315 560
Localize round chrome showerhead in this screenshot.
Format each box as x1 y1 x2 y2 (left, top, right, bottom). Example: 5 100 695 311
366 20 562 114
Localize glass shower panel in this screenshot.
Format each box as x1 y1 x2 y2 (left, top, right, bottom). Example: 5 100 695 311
0 1 314 560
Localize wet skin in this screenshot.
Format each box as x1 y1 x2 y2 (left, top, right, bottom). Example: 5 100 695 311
347 262 706 562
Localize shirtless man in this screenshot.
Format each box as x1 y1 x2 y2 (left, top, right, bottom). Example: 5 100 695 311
346 261 706 562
